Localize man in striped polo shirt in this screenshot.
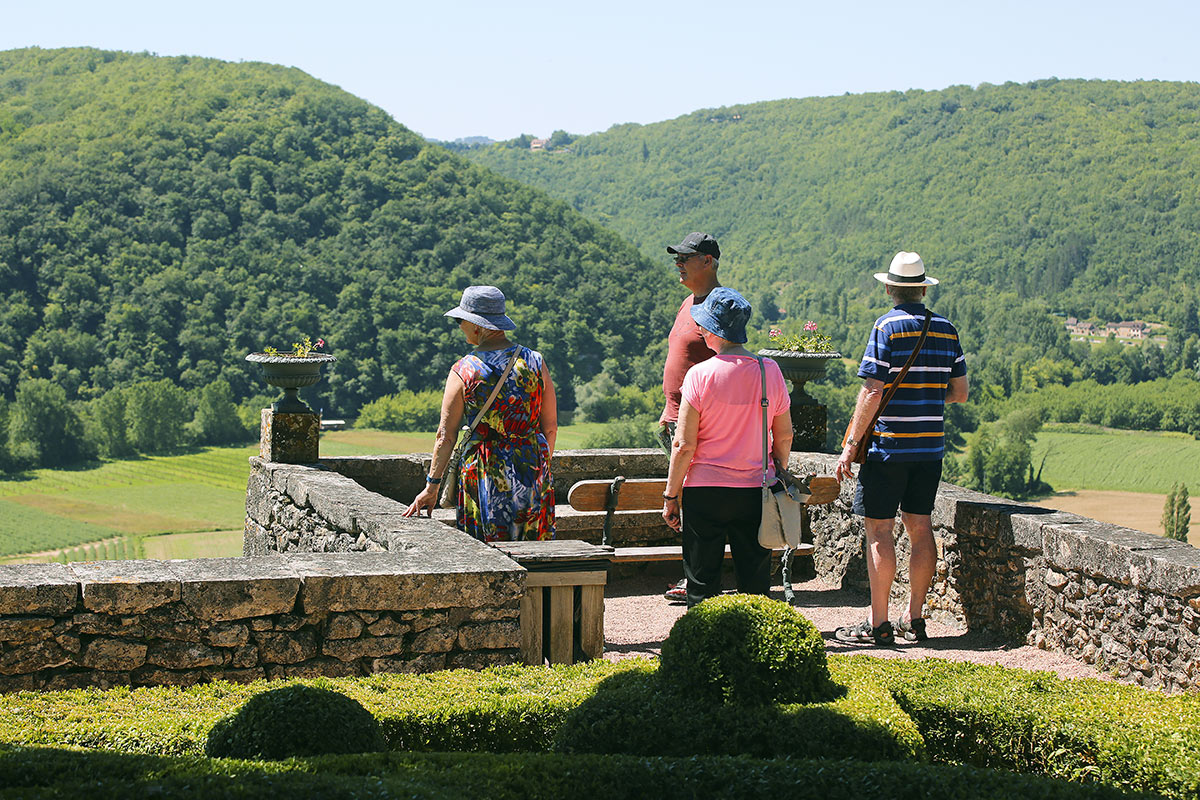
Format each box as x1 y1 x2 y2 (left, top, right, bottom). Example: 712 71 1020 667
834 252 968 646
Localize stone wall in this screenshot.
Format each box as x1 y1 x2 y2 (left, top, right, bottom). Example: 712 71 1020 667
791 452 1200 692
0 550 522 692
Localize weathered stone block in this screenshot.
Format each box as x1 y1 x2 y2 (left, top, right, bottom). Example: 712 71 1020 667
0 640 72 675
372 653 445 674
322 635 407 661
446 650 518 670
266 658 364 680
147 641 227 669
205 623 250 648
175 558 300 621
411 626 456 653
0 564 78 615
260 409 319 464
327 613 364 640
131 667 207 688
82 638 148 671
457 621 520 651
72 560 181 614
254 631 318 664
231 644 259 668
366 617 407 636
0 617 55 642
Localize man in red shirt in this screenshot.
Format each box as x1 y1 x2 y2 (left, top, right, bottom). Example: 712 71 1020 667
659 232 721 602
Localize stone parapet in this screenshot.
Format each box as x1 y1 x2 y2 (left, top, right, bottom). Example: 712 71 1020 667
0 551 522 692
790 452 1200 692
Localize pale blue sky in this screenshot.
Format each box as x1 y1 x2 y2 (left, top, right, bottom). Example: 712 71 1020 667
2 0 1198 141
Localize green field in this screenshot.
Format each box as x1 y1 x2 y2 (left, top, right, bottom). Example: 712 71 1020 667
1033 426 1200 494
0 426 630 561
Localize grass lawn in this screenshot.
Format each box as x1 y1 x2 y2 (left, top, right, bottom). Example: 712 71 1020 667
141 530 245 559
0 424 628 560
1033 425 1200 494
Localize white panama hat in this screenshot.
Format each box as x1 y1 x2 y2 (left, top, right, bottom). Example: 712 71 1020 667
874 251 939 287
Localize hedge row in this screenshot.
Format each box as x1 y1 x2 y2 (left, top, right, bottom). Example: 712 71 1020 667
838 657 1200 800
0 749 1152 800
1 657 1197 797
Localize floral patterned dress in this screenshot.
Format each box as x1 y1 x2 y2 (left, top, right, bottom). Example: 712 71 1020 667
451 345 555 542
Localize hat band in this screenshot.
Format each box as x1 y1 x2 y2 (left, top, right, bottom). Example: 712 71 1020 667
888 272 926 283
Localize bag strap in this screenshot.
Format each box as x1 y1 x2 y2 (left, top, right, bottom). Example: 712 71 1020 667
864 309 933 441
465 347 520 433
758 357 770 489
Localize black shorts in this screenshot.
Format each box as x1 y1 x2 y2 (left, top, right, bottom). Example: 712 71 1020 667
852 459 943 519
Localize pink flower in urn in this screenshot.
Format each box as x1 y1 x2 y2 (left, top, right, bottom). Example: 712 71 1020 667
315 338 325 349
803 321 819 332
769 328 783 338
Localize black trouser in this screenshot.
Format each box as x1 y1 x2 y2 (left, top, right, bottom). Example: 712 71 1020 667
681 486 771 608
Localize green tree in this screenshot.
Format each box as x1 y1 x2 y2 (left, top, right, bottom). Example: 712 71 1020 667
87 387 133 458
125 379 191 453
6 378 91 467
190 379 248 445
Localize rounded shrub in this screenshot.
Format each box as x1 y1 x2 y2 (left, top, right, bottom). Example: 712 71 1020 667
659 594 831 705
205 684 387 760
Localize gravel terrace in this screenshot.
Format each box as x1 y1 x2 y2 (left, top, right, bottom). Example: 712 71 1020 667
602 572 1110 682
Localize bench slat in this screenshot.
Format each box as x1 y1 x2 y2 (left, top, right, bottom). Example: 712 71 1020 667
610 543 815 563
567 479 667 511
568 476 840 511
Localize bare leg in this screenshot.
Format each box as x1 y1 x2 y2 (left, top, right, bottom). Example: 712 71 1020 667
900 512 935 621
863 516 897 628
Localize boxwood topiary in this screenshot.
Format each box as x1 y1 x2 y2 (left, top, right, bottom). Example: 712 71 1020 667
205 684 387 760
659 594 832 705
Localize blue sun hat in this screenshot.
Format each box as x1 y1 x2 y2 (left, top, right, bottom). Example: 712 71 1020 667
444 285 517 331
690 287 751 344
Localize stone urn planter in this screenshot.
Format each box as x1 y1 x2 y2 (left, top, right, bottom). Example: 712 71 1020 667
756 350 842 451
245 352 337 415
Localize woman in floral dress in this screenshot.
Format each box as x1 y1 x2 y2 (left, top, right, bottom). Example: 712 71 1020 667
404 286 556 541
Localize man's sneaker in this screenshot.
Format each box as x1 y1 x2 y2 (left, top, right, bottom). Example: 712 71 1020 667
664 578 687 603
833 619 895 646
895 617 928 642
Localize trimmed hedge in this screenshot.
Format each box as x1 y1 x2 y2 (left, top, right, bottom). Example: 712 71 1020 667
205 685 386 759
839 656 1200 800
659 594 833 705
553 659 922 760
0 749 1154 799
0 656 1197 797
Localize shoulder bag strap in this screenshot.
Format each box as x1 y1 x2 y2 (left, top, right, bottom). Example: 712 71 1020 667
863 309 933 439
758 357 770 489
465 347 520 433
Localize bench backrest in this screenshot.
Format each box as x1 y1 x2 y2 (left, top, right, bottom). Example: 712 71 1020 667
567 477 840 512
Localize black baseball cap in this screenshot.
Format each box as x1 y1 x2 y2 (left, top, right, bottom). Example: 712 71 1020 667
667 232 720 259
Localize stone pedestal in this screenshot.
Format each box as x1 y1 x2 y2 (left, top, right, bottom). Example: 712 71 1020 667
260 409 319 463
790 402 827 452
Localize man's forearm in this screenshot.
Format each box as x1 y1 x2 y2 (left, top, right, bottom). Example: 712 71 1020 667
844 382 885 446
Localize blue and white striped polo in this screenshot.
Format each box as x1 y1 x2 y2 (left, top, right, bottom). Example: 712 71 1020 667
856 303 966 462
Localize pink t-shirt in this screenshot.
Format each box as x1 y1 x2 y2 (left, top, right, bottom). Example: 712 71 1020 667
680 355 791 488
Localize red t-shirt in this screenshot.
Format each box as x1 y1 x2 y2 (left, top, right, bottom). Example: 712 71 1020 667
660 294 716 424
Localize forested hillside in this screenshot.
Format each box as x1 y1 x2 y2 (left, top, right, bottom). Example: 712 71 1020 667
0 47 672 448
468 79 1200 337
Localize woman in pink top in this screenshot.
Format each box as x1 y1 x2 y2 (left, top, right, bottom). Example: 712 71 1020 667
662 288 792 607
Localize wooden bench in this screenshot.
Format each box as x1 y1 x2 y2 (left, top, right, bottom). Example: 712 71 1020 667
567 475 839 602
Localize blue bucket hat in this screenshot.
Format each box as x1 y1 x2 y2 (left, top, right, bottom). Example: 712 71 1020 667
444 285 516 331
690 287 751 344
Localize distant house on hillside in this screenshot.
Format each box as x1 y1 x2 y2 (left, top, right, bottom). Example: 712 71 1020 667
1067 319 1096 336
1117 321 1146 339
529 138 548 151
